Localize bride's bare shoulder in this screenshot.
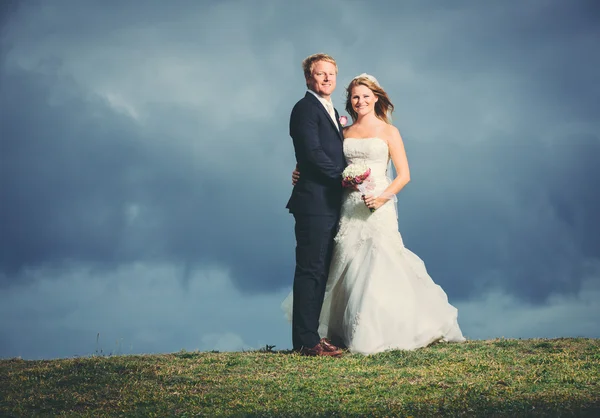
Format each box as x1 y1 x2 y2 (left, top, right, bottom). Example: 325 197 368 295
385 123 401 136
343 125 359 138
382 124 403 141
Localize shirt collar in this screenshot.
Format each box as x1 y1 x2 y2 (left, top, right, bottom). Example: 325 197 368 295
307 89 334 109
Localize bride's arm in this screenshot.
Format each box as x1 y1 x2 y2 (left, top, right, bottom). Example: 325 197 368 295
385 127 411 195
363 127 410 211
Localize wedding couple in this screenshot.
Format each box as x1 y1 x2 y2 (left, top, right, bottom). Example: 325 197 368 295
283 53 465 356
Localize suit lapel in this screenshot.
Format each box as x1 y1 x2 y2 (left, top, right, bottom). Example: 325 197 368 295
305 92 344 141
334 109 344 140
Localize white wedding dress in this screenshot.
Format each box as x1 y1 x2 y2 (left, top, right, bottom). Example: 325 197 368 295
284 137 465 355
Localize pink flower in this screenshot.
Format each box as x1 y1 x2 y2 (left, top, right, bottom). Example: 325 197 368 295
339 115 348 126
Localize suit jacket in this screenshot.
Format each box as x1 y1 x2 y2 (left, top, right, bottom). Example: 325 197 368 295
286 92 346 216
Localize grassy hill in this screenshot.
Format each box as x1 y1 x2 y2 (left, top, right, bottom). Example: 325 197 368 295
1 338 599 417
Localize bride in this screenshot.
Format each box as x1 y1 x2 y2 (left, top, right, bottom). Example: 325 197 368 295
284 73 465 355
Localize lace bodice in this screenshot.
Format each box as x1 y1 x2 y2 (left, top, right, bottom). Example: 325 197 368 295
336 137 401 245
343 137 391 185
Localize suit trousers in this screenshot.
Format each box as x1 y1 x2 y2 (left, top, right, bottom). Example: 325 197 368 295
292 213 339 350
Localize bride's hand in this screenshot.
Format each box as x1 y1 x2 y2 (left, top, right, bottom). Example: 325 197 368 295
362 194 386 211
292 165 300 185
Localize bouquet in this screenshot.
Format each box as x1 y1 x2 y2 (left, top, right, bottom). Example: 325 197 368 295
342 163 376 212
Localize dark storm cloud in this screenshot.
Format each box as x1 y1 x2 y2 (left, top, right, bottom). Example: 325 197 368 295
0 0 307 294
399 132 600 303
0 65 295 291
1 69 146 276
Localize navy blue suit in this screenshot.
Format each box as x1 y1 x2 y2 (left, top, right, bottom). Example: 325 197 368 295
287 91 346 350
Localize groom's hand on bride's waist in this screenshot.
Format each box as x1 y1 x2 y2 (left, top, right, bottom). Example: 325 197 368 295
292 165 300 186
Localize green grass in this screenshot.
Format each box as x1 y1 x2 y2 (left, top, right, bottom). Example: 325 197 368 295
1 338 599 417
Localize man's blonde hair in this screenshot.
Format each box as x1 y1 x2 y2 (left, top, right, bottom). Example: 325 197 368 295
302 53 338 82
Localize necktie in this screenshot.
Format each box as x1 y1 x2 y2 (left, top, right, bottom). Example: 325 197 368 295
324 101 339 130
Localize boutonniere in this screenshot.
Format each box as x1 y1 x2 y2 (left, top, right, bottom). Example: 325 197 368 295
339 116 348 127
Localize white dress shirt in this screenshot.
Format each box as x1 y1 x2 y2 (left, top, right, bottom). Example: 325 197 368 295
307 89 339 130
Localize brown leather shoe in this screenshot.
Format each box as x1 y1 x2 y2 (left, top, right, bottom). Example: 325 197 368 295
299 343 342 357
320 338 342 354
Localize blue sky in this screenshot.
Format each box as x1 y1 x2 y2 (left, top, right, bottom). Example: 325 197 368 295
1 0 599 359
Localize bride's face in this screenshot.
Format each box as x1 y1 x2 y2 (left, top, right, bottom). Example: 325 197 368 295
351 84 378 117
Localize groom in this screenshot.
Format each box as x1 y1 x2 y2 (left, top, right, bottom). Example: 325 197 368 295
286 53 346 357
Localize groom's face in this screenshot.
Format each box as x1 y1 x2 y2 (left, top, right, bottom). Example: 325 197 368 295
306 60 337 99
